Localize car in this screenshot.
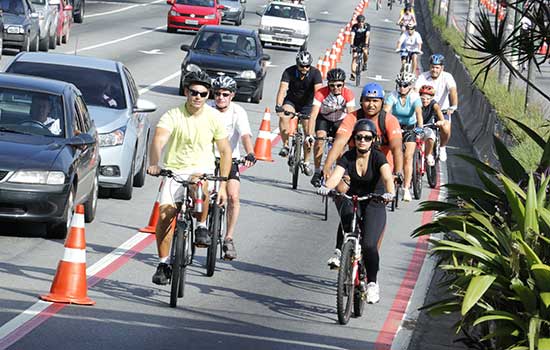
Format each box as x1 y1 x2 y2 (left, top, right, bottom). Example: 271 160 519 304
67 0 83 23
1 0 41 52
0 73 99 239
220 0 246 26
179 25 270 103
54 0 72 45
166 0 224 33
30 0 60 51
6 52 158 200
258 1 309 50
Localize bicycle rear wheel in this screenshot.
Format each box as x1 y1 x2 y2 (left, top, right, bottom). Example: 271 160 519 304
393 182 400 210
337 241 355 325
170 222 185 307
412 149 423 199
206 202 222 277
427 138 440 188
323 195 329 221
292 137 302 189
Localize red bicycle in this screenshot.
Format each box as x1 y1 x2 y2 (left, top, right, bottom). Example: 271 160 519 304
411 123 440 199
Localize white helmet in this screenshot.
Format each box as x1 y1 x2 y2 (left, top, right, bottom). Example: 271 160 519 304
396 71 416 86
212 76 237 92
296 51 313 66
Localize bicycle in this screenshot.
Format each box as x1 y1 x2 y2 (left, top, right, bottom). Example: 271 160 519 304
315 135 334 221
376 0 382 10
423 124 440 189
390 173 402 211
397 48 422 74
388 0 394 10
322 191 385 325
351 45 367 87
285 110 310 190
155 170 226 307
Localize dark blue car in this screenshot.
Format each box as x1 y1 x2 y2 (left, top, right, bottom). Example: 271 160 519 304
179 25 270 103
0 73 99 238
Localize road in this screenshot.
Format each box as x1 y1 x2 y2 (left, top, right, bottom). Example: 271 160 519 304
0 1 445 349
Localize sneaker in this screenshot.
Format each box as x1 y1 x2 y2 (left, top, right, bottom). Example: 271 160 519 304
279 146 290 158
402 188 412 202
426 154 435 166
350 74 355 82
439 147 447 162
310 172 322 187
152 263 172 285
327 249 341 269
302 162 313 176
194 226 211 247
366 282 380 304
223 238 237 260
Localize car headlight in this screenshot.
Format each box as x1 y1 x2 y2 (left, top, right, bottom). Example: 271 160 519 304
204 14 216 19
185 63 201 72
8 171 66 185
239 70 256 79
6 26 25 34
228 7 238 12
99 126 126 147
169 9 178 16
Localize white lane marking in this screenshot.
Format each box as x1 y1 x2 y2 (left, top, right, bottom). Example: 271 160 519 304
86 0 165 18
265 61 277 68
0 301 51 341
367 74 390 81
138 71 181 95
139 49 163 55
320 10 329 14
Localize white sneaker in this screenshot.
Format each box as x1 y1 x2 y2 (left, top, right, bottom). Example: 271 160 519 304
366 282 380 304
402 188 412 202
439 147 447 162
327 249 341 269
426 154 435 166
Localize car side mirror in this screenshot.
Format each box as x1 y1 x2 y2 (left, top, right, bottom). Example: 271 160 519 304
68 133 96 147
180 44 190 51
49 0 60 5
216 4 225 9
166 0 174 4
30 12 39 19
133 98 157 114
261 53 270 61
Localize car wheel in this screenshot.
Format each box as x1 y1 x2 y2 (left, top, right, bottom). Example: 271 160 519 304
235 16 242 26
98 187 111 198
167 26 177 33
111 156 134 200
133 142 148 188
62 27 70 44
251 81 264 104
74 1 84 23
47 187 74 239
39 34 49 52
49 30 57 49
56 31 62 45
260 40 266 48
84 173 98 223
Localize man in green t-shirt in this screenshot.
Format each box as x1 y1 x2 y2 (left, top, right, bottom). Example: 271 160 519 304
147 70 232 285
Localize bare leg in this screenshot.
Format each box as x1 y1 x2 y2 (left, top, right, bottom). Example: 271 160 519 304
403 142 415 189
314 129 327 169
156 205 177 259
225 179 240 240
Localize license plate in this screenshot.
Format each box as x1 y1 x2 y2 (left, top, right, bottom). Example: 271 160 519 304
274 36 291 42
185 19 199 25
274 33 289 37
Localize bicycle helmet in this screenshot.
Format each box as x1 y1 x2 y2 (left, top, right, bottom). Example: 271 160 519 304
212 76 237 92
357 14 365 22
419 85 435 96
353 118 377 136
406 23 416 30
327 68 346 82
361 83 385 99
395 71 416 86
430 53 445 65
184 70 212 88
404 3 412 11
296 51 313 66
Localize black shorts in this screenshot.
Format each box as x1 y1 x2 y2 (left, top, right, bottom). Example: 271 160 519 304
315 116 343 138
228 161 240 182
401 125 417 143
283 98 313 116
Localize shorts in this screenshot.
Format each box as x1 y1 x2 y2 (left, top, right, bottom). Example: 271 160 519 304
441 110 453 122
315 116 343 137
228 160 240 182
423 126 437 141
283 98 313 116
159 167 214 206
401 125 417 143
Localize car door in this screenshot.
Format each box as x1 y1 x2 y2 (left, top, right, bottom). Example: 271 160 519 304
122 66 146 172
73 93 96 203
23 0 39 39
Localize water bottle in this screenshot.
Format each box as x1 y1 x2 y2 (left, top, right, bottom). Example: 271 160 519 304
194 181 203 213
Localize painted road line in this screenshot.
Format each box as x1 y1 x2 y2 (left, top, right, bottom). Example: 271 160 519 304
138 71 181 95
87 0 164 18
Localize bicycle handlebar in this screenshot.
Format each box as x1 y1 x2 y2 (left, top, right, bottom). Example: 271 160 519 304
326 190 385 202
283 110 310 120
155 169 227 184
314 136 334 142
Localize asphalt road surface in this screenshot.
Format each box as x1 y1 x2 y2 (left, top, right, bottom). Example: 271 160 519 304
0 1 448 349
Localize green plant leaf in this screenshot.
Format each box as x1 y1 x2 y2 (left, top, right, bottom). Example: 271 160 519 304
537 175 550 209
529 317 541 350
477 169 505 198
455 153 499 175
462 275 496 315
445 183 501 202
525 174 540 236
500 175 527 232
415 200 459 213
510 278 538 313
518 238 543 267
494 135 527 182
539 134 550 169
506 117 546 150
539 338 550 349
540 293 550 309
531 264 550 292
473 311 526 331
431 240 497 262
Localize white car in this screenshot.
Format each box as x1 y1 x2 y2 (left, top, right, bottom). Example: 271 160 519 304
258 1 309 50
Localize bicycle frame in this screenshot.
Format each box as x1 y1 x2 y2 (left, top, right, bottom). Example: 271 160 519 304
285 111 309 189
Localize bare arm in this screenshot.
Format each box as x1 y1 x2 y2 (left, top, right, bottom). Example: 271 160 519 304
325 165 346 189
215 137 232 206
449 86 458 110
308 104 321 135
433 103 446 125
147 127 171 175
415 105 423 128
313 83 322 92
345 106 355 113
380 163 395 194
323 133 348 178
389 137 403 174
276 81 289 107
241 134 254 155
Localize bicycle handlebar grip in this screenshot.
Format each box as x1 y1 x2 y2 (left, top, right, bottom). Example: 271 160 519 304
159 169 173 177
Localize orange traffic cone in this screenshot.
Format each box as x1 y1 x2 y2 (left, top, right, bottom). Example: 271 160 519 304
254 108 274 162
139 179 164 234
41 205 95 305
538 41 548 56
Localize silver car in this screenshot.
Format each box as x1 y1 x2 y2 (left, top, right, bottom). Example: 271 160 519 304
30 0 59 51
6 52 158 200
220 0 246 25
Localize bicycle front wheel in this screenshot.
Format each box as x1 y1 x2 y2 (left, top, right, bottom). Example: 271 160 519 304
292 137 302 189
355 56 362 87
206 203 222 277
337 241 355 325
412 148 423 199
170 223 185 307
353 263 366 317
323 195 329 221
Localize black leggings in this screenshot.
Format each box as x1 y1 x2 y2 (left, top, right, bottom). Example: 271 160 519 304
335 197 387 283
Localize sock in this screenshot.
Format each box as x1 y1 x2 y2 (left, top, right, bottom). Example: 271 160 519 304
159 256 169 264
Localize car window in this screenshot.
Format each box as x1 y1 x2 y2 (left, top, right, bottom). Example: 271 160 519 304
123 67 139 107
175 0 214 6
0 88 65 137
75 95 91 133
30 0 45 5
264 4 306 20
0 0 26 14
7 62 128 110
195 32 257 57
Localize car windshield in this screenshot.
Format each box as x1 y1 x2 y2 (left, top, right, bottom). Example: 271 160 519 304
193 31 257 57
264 4 306 20
175 0 214 6
0 0 26 14
7 62 127 110
0 88 64 137
30 0 46 5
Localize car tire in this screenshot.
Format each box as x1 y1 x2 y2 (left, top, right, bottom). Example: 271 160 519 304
56 31 62 45
251 81 263 104
47 187 74 239
111 156 134 200
133 142 148 188
84 173 98 223
49 30 57 49
74 1 84 23
98 187 111 198
167 26 177 33
39 35 49 52
235 16 242 26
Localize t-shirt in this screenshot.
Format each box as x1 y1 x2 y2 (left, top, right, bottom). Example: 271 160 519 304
422 99 437 124
384 91 421 126
337 149 388 196
281 65 323 106
207 101 252 158
399 12 416 26
415 71 457 110
351 23 370 47
398 31 423 52
313 86 355 122
337 110 402 171
157 103 227 171
43 117 62 136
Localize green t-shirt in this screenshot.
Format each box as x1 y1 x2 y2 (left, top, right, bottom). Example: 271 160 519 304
157 103 227 171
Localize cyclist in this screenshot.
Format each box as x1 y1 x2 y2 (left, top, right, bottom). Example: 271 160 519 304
397 4 416 32
147 70 232 285
275 51 323 177
419 85 445 166
308 68 356 187
395 23 423 74
318 119 395 304
383 71 423 202
208 76 256 260
414 54 457 162
350 14 371 81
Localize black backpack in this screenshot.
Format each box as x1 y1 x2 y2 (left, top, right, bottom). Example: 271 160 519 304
355 109 389 146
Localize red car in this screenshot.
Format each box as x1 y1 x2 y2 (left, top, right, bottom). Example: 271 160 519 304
167 0 224 32
56 0 73 45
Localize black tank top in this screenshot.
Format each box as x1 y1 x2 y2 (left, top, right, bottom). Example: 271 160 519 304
422 100 437 125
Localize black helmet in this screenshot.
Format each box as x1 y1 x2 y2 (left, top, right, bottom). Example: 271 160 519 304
212 76 237 92
296 51 313 66
353 119 377 136
327 68 346 82
184 70 211 88
357 14 365 22
405 3 412 10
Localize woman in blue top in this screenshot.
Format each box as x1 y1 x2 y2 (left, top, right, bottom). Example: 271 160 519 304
383 71 423 201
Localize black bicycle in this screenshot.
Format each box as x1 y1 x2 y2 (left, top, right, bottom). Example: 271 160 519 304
391 173 402 211
351 45 367 87
285 110 310 190
424 124 440 189
315 135 334 221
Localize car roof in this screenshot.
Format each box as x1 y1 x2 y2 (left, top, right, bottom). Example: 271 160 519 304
0 73 72 95
268 1 304 8
200 25 257 37
12 52 121 73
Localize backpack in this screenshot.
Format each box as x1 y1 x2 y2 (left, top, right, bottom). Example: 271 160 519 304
356 109 389 146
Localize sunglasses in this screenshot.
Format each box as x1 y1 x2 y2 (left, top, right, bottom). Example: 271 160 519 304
398 83 411 88
188 88 209 98
354 134 374 142
214 91 231 98
329 83 344 88
299 65 311 69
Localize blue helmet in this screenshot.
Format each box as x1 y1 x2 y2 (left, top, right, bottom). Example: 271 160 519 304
361 83 385 99
430 54 445 65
